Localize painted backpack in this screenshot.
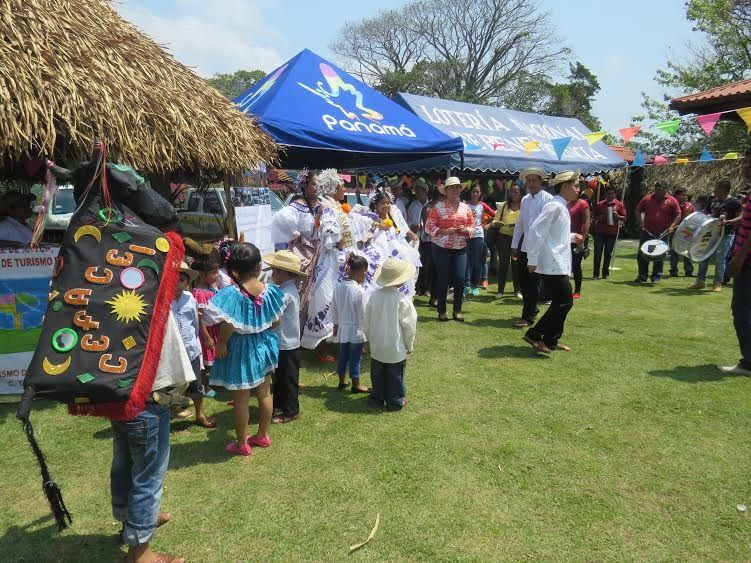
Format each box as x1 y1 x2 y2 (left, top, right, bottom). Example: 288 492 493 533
17 147 183 530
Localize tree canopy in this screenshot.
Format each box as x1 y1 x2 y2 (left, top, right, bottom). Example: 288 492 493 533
207 69 266 100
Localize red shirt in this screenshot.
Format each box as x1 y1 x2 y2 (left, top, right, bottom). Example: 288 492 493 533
732 200 751 267
678 201 695 219
567 198 589 235
636 193 680 235
593 198 627 236
425 201 475 249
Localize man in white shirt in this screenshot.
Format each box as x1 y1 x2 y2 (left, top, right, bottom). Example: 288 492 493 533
511 168 553 328
0 191 35 245
522 171 582 354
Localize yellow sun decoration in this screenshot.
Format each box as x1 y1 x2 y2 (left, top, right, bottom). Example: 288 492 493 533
106 290 148 323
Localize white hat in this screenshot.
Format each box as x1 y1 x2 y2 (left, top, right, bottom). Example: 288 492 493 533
375 258 416 287
262 250 308 276
519 168 547 183
438 176 463 194
550 170 579 186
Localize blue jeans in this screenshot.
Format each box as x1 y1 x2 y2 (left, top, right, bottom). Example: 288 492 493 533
697 232 734 284
369 359 407 411
111 403 171 546
732 265 751 369
465 237 485 287
337 341 365 378
432 244 467 314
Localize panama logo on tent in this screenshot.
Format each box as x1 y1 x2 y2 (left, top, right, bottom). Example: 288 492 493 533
236 64 288 110
298 63 384 122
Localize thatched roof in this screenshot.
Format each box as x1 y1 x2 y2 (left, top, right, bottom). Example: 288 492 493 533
0 0 277 174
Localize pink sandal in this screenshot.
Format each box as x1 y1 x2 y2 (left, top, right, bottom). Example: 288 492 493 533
248 434 271 448
225 442 252 456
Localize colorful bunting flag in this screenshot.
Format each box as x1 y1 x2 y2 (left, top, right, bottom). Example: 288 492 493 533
551 137 572 160
632 150 646 167
465 141 482 151
654 119 681 136
523 140 540 154
584 132 606 145
723 152 739 160
653 155 668 165
492 143 506 150
696 112 722 136
699 147 714 162
599 177 607 186
618 126 641 143
676 158 689 164
737 107 751 131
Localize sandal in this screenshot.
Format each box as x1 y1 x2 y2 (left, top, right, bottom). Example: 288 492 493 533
512 319 531 328
351 386 369 394
225 442 252 456
438 313 449 322
196 416 216 428
337 382 349 390
248 434 271 448
452 312 465 322
555 343 571 352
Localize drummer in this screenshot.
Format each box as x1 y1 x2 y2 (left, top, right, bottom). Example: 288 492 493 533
669 188 695 278
688 178 742 292
634 181 681 284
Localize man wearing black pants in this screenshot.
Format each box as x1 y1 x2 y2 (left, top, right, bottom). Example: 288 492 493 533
511 168 552 328
523 171 582 353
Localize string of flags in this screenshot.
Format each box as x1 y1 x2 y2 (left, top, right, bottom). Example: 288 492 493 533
520 105 751 165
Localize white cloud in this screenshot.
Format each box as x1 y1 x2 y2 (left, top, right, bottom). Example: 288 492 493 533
115 0 285 77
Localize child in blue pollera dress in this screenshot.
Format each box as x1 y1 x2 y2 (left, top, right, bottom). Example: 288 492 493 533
207 242 285 456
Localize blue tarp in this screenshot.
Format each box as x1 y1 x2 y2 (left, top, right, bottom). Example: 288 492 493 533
234 50 464 169
371 93 626 174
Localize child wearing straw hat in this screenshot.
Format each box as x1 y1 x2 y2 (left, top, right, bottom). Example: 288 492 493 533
264 250 307 423
364 258 418 411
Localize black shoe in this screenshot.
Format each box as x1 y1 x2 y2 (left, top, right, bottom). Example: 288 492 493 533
650 277 661 283
337 382 349 390
634 277 646 283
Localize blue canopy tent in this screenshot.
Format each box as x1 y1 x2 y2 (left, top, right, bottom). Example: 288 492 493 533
371 93 626 174
234 50 464 169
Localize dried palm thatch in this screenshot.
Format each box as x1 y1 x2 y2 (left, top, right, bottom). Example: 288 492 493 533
0 0 277 174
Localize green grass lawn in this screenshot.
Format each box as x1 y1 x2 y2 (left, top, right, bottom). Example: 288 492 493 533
1 240 749 561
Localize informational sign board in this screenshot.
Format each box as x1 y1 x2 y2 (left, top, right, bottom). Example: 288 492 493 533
0 246 57 394
234 187 274 258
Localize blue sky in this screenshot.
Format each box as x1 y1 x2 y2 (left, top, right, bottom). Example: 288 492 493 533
117 0 696 133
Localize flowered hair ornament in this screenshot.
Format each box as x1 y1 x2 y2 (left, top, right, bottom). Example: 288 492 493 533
315 168 343 197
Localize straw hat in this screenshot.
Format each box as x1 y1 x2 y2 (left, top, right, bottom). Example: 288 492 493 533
519 168 547 183
179 260 198 282
550 170 579 186
438 176 463 194
375 257 416 287
262 250 308 276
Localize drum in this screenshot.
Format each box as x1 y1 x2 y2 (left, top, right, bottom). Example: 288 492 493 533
640 239 670 261
671 212 722 262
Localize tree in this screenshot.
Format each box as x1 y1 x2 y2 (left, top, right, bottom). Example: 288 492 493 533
330 0 569 105
207 69 266 100
631 0 750 157
543 62 602 130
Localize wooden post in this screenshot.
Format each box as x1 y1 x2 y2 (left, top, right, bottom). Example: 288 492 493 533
224 174 236 239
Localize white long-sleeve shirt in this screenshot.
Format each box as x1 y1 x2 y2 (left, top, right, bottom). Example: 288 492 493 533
511 189 554 252
526 195 576 276
274 280 301 350
330 279 366 344
364 287 417 363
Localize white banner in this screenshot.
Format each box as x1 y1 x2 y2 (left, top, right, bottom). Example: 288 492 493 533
0 246 57 394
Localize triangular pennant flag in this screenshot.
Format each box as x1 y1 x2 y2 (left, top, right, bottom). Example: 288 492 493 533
465 141 482 151
584 132 606 145
654 119 681 136
737 107 751 131
723 152 739 160
632 149 646 167
551 137 572 160
618 125 641 143
699 147 714 162
654 155 668 165
696 112 722 136
599 177 607 186
523 140 540 154
676 157 689 164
